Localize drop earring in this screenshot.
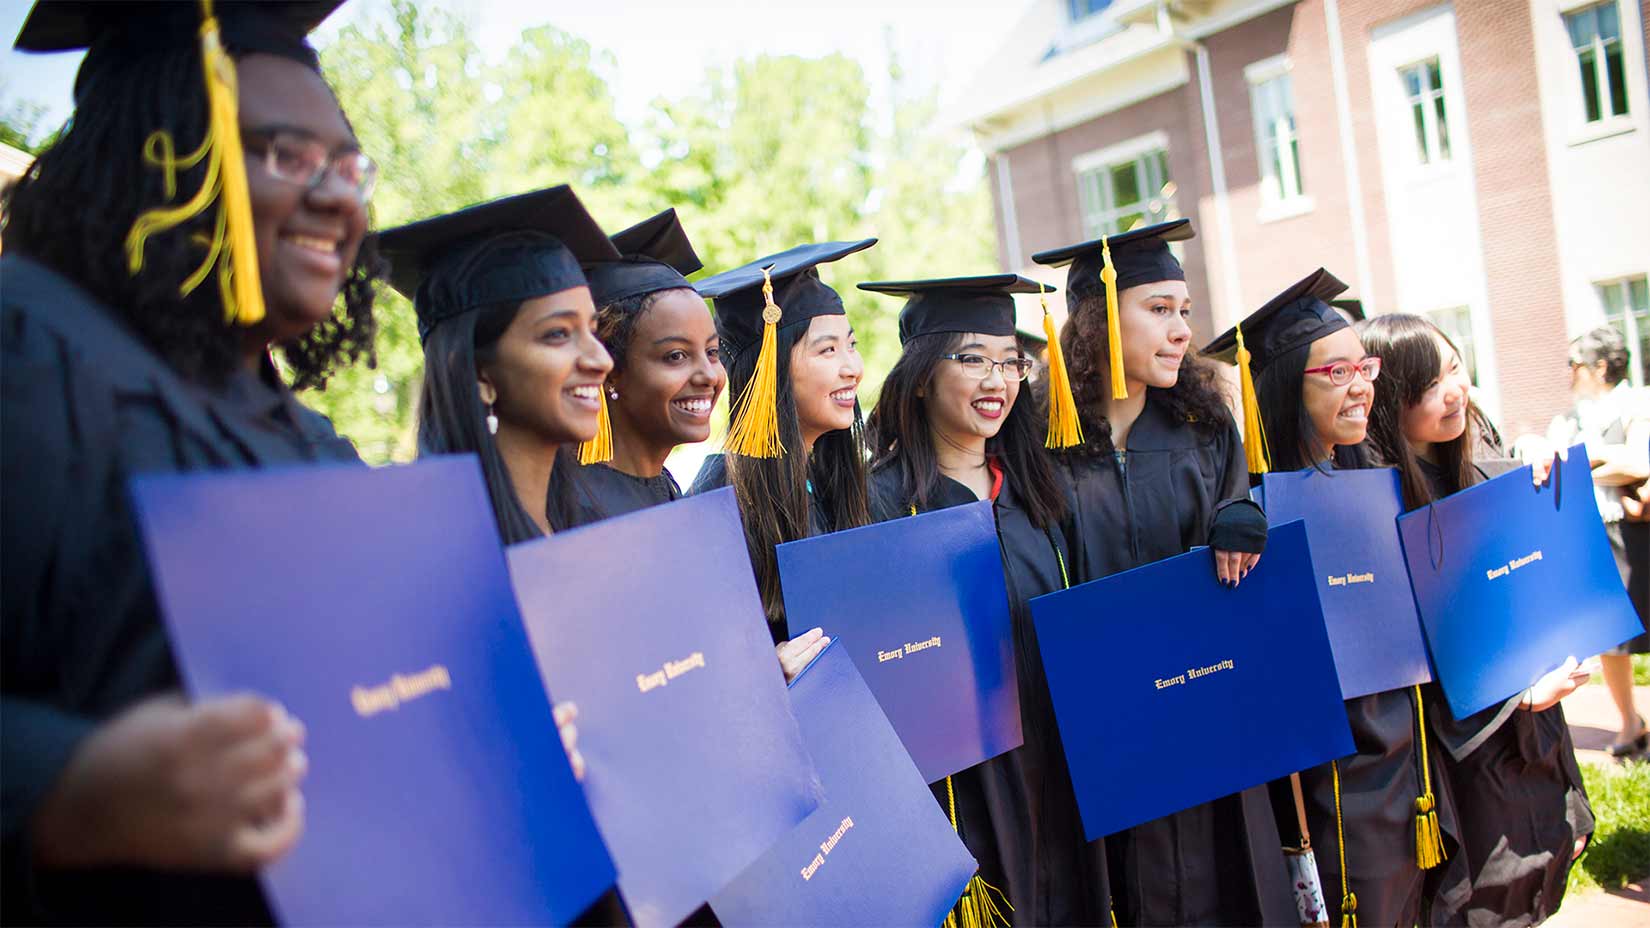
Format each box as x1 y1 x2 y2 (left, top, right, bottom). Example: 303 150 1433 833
486 403 499 435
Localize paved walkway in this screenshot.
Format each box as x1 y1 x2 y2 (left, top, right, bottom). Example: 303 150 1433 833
1546 682 1649 927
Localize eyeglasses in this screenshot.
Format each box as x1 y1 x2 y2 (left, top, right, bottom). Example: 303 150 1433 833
1303 356 1382 386
943 353 1037 382
242 129 378 204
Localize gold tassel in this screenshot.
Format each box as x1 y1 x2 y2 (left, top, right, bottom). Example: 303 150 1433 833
941 775 1013 928
1099 236 1127 400
723 266 784 459
579 388 614 464
1411 685 1447 870
1333 760 1357 928
1234 323 1270 474
1039 282 1083 449
124 0 265 327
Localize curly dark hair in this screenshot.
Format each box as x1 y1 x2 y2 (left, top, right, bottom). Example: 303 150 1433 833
1057 289 1230 454
1 42 380 391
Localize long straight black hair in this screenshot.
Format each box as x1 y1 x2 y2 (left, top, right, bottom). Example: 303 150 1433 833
866 331 1067 530
722 317 871 627
417 302 583 545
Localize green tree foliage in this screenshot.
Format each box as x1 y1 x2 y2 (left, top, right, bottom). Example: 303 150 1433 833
302 3 994 462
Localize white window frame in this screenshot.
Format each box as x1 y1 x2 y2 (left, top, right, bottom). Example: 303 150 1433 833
1597 274 1650 388
1398 56 1452 166
1245 54 1313 221
1071 131 1175 239
1562 0 1631 129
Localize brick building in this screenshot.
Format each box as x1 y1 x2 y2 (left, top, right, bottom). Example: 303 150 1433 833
960 0 1650 436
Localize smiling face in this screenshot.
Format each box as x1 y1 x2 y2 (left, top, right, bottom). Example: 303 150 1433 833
923 333 1021 445
479 287 614 446
1399 332 1471 447
1116 280 1194 390
789 314 863 450
609 289 726 447
1301 327 1375 456
235 54 369 346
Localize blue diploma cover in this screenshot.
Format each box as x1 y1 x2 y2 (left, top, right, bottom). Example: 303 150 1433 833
1396 446 1644 718
507 489 823 928
711 642 977 926
131 456 615 926
1029 520 1353 840
1259 467 1431 698
776 500 1021 783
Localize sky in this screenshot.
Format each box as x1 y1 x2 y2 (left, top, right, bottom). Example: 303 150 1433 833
0 0 1030 141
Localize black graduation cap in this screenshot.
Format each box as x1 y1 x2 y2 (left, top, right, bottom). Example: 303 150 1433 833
14 1 345 99
1330 298 1366 323
583 208 703 308
1201 268 1349 372
1030 219 1194 299
857 274 1052 345
375 185 621 344
696 239 876 354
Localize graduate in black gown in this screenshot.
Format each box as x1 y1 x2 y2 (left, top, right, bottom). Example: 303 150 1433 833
1205 269 1471 927
1031 220 1296 927
688 241 876 679
2 3 377 922
860 274 1112 927
1358 313 1595 928
553 208 725 525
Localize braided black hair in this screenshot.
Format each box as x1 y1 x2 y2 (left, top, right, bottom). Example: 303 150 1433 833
1 41 380 390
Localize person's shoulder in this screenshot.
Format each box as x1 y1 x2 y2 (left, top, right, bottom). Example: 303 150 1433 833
687 453 729 494
865 463 910 522
288 399 363 464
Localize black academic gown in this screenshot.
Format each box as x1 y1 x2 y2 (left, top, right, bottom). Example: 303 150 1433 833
559 460 683 528
1057 395 1296 928
1417 459 1594 928
868 465 1114 928
1 255 361 926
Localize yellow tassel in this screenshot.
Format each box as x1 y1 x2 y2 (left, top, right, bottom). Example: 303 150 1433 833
1333 760 1356 928
1411 685 1447 870
941 775 1013 928
1038 283 1083 449
723 266 784 459
1100 236 1127 401
579 388 614 464
124 0 265 327
1234 323 1270 474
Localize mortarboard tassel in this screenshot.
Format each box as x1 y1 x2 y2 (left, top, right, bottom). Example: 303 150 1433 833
1332 759 1358 928
1411 685 1447 870
1099 236 1127 401
1234 323 1270 475
125 0 265 327
723 266 785 459
1039 282 1083 450
940 774 1013 928
578 387 614 465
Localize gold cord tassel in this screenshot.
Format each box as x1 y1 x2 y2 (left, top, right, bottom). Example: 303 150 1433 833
578 388 614 464
1412 685 1447 870
125 0 265 327
940 775 1013 928
1039 283 1083 449
1234 323 1270 474
723 266 784 459
1099 236 1127 400
1332 760 1357 928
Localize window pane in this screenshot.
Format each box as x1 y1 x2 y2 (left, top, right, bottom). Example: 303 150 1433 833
1434 95 1451 160
1598 1 1619 40
1606 44 1629 116
1430 306 1478 384
1427 60 1443 92
1110 161 1142 207
1600 281 1626 317
1116 210 1146 232
1288 136 1303 196
1630 277 1649 312
1579 50 1602 122
1412 101 1430 163
1403 65 1423 98
1566 6 1596 47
